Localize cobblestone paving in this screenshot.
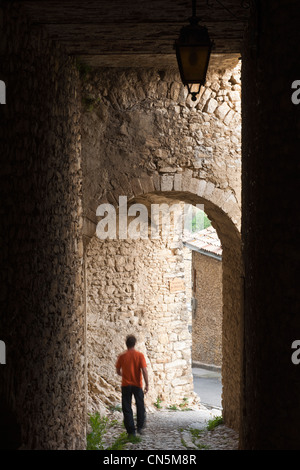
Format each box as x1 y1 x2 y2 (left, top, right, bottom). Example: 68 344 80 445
103 405 239 451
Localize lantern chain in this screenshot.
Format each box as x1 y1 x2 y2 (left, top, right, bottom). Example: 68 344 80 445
205 0 250 20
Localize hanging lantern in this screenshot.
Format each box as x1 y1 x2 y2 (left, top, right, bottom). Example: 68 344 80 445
175 1 213 101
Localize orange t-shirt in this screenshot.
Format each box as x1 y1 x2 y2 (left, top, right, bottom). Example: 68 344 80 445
116 349 147 388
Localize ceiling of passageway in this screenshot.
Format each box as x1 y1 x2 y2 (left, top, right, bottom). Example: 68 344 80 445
18 0 249 67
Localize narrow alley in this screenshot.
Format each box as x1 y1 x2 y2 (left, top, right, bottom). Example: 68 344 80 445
89 368 238 451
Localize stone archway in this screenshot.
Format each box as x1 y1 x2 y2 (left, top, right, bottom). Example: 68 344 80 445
80 52 243 434
84 170 243 431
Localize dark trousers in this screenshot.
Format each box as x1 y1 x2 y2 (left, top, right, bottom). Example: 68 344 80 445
121 386 146 435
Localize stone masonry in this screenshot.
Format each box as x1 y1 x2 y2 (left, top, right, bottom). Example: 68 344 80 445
81 62 242 229
0 3 85 449
192 251 222 367
2 0 300 453
83 62 243 429
86 235 196 413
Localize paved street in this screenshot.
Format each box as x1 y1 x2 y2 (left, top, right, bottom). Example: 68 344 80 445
99 367 239 451
193 368 222 409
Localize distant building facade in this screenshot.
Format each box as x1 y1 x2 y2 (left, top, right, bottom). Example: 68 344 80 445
185 227 222 368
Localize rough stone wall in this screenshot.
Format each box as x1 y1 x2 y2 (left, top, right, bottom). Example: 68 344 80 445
86 232 197 413
82 62 243 428
192 252 222 367
0 4 85 449
183 247 192 313
241 1 300 450
81 62 242 227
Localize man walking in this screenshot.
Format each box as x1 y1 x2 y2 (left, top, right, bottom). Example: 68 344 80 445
116 335 149 437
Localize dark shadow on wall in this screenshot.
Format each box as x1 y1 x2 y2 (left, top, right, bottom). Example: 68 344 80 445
0 399 21 450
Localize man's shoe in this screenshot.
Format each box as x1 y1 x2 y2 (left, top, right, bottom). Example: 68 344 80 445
127 433 141 444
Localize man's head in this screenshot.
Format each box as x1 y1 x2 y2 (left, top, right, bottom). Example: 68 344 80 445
126 335 137 349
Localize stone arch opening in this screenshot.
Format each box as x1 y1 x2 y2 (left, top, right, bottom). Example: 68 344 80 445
84 179 243 431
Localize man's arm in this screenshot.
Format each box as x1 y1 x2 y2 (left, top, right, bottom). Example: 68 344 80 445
116 367 122 377
142 367 149 394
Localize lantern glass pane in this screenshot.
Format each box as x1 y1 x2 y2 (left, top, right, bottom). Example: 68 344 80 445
178 45 210 83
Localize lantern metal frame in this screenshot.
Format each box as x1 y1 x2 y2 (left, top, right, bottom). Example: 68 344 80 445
174 0 214 101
